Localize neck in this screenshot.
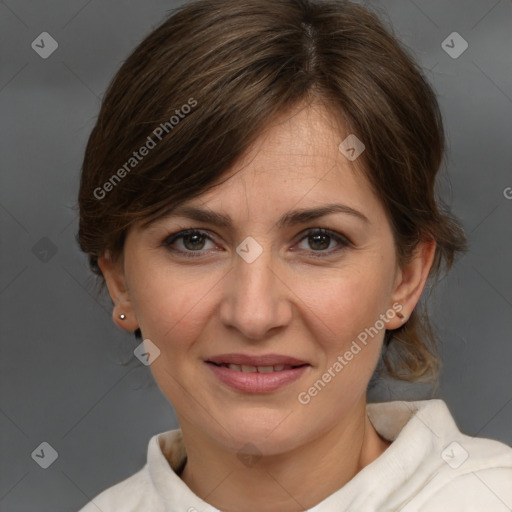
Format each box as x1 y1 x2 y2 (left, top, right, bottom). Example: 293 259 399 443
178 397 391 512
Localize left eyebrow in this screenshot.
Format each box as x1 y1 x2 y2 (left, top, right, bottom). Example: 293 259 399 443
154 203 370 229
276 204 370 228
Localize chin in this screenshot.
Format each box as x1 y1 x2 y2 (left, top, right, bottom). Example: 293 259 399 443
206 407 311 456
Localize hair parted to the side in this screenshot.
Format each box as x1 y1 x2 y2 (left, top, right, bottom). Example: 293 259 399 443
77 0 467 383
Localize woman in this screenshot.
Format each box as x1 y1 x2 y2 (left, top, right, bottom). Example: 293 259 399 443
77 0 512 510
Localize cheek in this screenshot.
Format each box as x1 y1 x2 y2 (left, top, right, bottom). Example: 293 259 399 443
292 266 392 417
126 256 220 346
126 261 221 402
298 258 395 346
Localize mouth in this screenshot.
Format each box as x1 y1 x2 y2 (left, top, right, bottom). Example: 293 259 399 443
205 353 310 393
207 362 307 373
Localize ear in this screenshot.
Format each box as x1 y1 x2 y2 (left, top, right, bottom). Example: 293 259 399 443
97 252 139 332
386 238 436 330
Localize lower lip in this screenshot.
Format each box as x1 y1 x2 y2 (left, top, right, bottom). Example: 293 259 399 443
206 362 309 393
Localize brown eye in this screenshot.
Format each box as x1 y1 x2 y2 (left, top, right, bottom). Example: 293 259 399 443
296 228 350 254
308 233 331 251
163 229 216 255
181 232 207 250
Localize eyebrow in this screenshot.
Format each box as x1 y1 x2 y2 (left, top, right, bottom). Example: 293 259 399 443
162 203 369 229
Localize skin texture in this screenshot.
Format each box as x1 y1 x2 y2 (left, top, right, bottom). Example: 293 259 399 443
99 103 435 512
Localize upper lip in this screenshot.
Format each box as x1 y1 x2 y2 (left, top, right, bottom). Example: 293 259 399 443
206 353 309 367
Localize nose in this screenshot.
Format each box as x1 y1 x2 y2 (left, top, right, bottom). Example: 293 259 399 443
219 242 293 341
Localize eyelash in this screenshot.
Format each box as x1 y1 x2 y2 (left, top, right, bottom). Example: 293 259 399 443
161 228 352 259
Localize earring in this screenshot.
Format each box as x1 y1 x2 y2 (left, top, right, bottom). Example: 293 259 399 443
119 314 126 320
397 311 405 320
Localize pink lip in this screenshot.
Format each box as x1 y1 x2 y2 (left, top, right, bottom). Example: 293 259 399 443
206 363 309 393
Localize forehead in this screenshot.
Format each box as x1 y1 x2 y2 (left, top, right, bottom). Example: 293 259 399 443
236 104 349 173
135 102 389 237
191 104 375 210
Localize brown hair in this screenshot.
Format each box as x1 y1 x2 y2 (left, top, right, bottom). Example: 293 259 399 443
78 0 467 383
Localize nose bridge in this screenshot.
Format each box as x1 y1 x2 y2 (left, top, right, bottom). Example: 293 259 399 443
237 241 275 297
220 236 291 339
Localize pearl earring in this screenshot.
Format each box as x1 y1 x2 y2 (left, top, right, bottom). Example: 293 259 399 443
119 314 126 320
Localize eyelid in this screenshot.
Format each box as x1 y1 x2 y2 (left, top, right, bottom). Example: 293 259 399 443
162 227 352 257
292 227 352 256
162 228 219 248
298 227 352 246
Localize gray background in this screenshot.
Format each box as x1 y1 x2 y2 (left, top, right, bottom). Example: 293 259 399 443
1 1 511 511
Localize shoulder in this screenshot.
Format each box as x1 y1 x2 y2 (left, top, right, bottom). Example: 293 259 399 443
415 460 512 511
77 465 160 512
77 429 185 512
426 434 512 510
395 400 512 511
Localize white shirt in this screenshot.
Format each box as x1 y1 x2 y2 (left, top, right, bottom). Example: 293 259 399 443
78 399 512 511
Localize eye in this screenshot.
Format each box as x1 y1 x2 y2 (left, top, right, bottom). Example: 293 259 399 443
296 228 350 255
162 229 217 256
162 227 351 259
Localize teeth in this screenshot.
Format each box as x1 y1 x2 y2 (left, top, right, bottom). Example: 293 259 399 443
222 363 297 372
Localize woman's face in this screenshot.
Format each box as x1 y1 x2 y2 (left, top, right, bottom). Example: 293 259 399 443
101 105 428 456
